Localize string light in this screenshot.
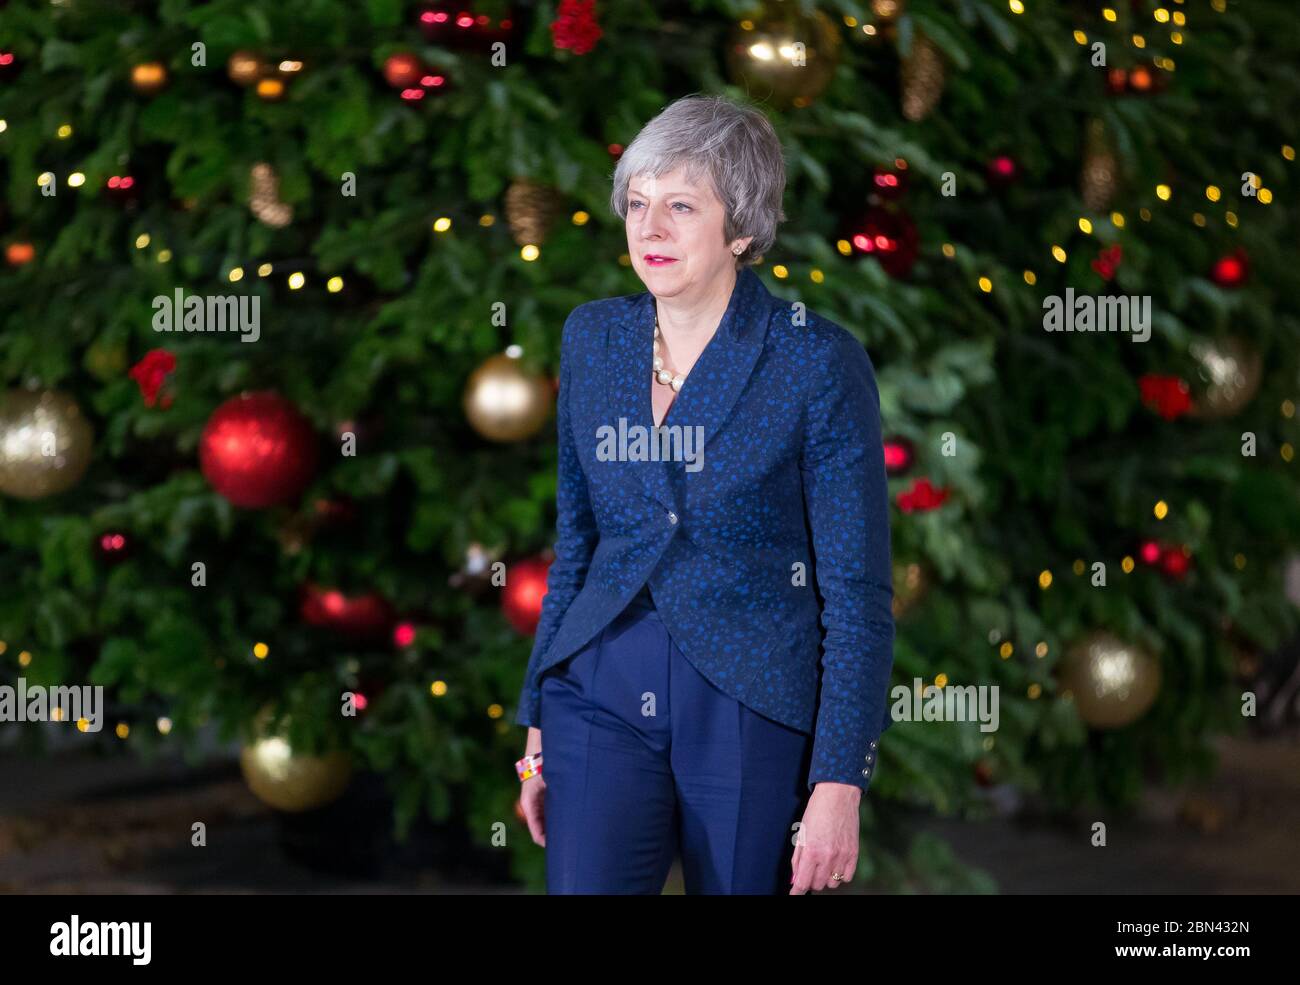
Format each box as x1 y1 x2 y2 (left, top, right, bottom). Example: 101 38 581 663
57 123 72 138
1051 245 1067 262
432 216 452 232
1023 270 1037 285
253 642 270 659
327 276 344 293
1154 499 1169 519
1121 555 1135 573
135 233 151 249
1038 569 1053 589
430 680 448 696
520 244 539 261
1078 217 1093 234
1155 183 1172 200
68 172 85 187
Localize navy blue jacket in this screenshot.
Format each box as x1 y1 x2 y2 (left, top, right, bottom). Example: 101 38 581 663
515 265 895 792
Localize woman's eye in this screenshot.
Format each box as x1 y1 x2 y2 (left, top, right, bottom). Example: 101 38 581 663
629 200 643 210
672 202 691 212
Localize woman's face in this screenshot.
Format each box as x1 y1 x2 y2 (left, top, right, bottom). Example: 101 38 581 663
625 167 752 300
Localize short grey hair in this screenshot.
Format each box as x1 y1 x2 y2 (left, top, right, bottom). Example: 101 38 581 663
609 94 787 267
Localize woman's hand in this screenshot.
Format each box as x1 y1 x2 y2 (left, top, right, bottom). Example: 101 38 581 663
790 782 861 893
519 726 547 847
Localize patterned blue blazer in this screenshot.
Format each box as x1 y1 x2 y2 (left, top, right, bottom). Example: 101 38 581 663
515 265 895 792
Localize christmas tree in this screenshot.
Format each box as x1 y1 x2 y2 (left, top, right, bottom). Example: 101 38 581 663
1 0 1297 892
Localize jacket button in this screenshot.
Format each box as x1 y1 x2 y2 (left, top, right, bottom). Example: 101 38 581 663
666 510 677 524
861 767 871 777
869 740 878 749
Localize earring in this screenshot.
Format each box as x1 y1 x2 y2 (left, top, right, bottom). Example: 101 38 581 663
732 246 743 255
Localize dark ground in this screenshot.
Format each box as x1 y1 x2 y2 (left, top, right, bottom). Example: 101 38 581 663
1 728 1296 894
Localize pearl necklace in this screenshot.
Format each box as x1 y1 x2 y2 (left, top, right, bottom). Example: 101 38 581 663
652 308 687 393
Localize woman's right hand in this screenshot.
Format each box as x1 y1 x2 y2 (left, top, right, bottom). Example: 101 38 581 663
519 726 546 846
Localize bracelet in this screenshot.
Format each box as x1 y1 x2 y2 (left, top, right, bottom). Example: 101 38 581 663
515 752 543 781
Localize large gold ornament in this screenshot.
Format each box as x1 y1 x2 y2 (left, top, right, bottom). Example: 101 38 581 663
0 389 94 500
239 709 352 812
504 179 559 247
1059 630 1161 729
1187 336 1262 419
463 353 553 442
1081 118 1119 212
725 2 842 110
900 32 945 121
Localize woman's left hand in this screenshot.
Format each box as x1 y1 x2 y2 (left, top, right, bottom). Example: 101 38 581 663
789 782 862 893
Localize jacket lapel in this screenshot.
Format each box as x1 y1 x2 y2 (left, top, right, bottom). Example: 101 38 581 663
605 267 774 509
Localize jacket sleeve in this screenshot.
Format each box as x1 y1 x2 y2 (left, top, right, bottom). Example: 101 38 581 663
800 331 895 793
514 309 599 728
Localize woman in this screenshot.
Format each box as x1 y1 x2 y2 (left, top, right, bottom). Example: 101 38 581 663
514 94 894 894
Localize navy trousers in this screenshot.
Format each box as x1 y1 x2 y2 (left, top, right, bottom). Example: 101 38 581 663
539 585 814 894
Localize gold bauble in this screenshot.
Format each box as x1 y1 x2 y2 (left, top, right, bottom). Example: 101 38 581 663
892 560 929 618
725 2 842 110
504 179 559 247
463 354 553 442
1187 336 1262 419
1081 118 1120 213
0 389 94 500
239 709 352 812
130 61 168 95
900 32 945 121
227 50 265 86
1060 630 1161 729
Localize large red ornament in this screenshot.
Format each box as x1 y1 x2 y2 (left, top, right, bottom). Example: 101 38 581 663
502 556 551 636
199 392 319 508
1210 248 1249 288
300 583 396 641
849 207 919 278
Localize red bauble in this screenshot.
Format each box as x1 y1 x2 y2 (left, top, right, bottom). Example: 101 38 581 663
1160 545 1192 579
199 392 319 508
870 162 909 202
502 556 551 636
883 436 915 476
1210 248 1249 288
849 207 919 278
1137 374 1192 421
300 583 396 641
383 52 423 88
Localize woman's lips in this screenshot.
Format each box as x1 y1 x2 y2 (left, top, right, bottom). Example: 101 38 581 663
644 255 679 266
